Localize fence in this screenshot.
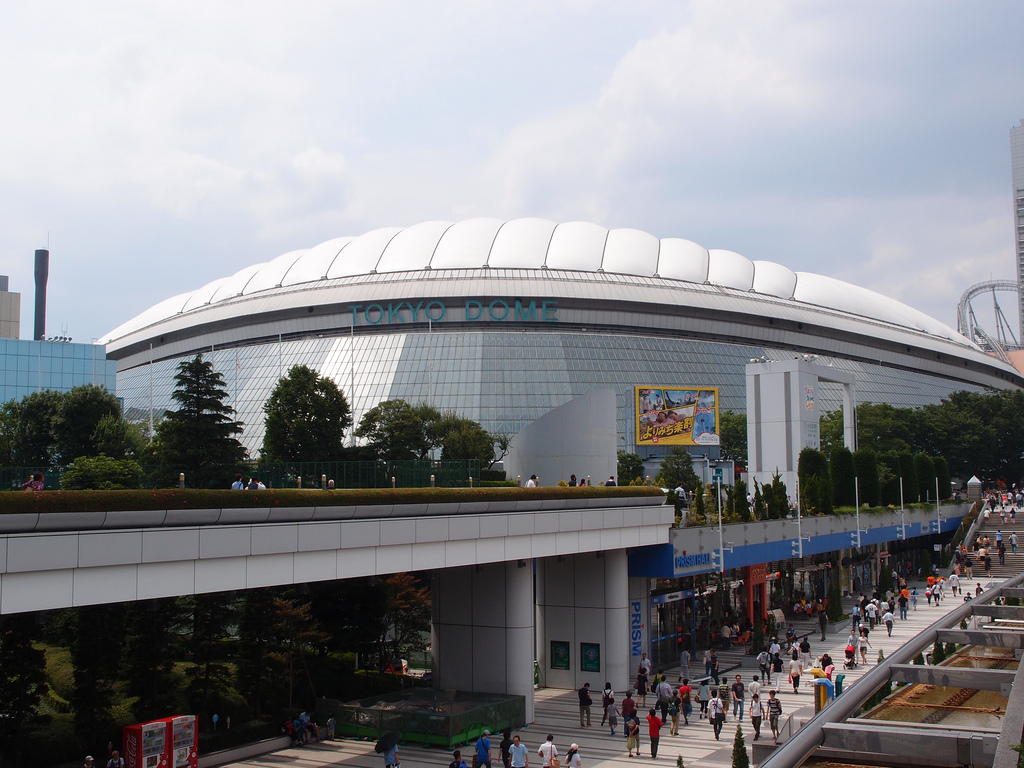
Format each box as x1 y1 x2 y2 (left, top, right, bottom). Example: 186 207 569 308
0 459 482 491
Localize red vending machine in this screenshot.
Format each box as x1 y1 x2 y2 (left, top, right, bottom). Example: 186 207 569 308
123 720 169 768
166 715 198 768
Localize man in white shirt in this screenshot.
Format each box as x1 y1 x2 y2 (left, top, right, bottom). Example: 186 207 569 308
882 609 895 637
537 736 558 768
768 638 781 657
526 475 538 487
640 653 653 676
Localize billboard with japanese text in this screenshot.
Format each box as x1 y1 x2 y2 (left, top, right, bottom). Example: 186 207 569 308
635 386 720 446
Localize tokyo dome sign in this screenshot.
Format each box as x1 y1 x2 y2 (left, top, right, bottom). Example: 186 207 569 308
348 299 560 326
636 386 720 447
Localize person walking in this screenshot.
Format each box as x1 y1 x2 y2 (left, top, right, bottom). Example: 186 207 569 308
510 735 528 768
601 682 613 726
655 677 673 722
707 689 726 741
731 674 745 720
538 735 557 768
708 650 720 685
818 609 828 641
668 690 681 736
859 629 871 665
477 730 493 768
625 715 641 758
1012 532 1019 554
697 679 710 719
606 698 619 736
646 709 663 758
678 678 692 726
565 744 581 768
382 741 399 768
757 648 772 685
882 609 895 637
500 731 513 768
789 655 802 693
749 694 763 741
578 683 592 727
679 647 691 681
767 691 783 742
635 669 649 707
622 691 637 721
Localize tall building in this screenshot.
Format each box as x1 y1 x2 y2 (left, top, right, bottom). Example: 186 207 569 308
0 276 21 340
1012 120 1024 338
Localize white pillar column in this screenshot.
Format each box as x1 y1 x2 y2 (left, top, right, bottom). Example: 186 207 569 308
604 549 630 693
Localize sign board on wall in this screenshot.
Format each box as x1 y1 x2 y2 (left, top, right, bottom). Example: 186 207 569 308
636 386 720 446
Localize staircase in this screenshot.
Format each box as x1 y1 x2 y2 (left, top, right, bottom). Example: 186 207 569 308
967 508 1024 579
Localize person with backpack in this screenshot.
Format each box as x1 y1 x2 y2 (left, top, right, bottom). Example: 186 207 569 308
667 690 681 735
450 750 469 768
678 678 692 726
600 682 613 726
707 689 726 741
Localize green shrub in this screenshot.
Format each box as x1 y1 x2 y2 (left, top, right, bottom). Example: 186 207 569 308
60 456 143 490
852 450 880 507
898 452 918 505
830 446 856 508
934 456 952 499
913 454 935 503
0 485 664 515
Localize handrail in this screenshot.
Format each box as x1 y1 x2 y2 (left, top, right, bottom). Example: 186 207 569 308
758 568 1024 768
952 500 984 550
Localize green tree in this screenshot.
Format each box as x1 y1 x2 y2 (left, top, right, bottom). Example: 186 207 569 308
826 558 844 621
374 573 432 669
261 365 352 462
185 594 236 717
0 401 17 466
878 452 902 506
764 471 790 520
53 384 121 465
123 599 185 722
818 409 845 455
236 589 284 719
897 451 918 505
617 450 644 485
10 389 63 467
853 450 880 507
70 604 124 746
0 614 48 764
855 402 918 453
93 414 149 460
356 399 436 461
830 446 856 507
752 482 766 521
272 596 329 709
913 453 936 503
430 412 495 465
656 447 699 490
718 410 747 466
60 455 143 489
798 448 831 515
934 456 952 499
731 723 750 768
155 355 247 487
734 479 751 522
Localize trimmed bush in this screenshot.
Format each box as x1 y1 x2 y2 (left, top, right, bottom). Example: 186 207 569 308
830 446 856 508
934 456 952 499
913 453 936 503
798 448 831 515
60 456 144 490
0 485 664 515
898 452 918 505
878 452 902 507
852 450 880 507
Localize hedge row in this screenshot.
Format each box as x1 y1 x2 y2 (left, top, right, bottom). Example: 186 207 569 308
0 485 665 515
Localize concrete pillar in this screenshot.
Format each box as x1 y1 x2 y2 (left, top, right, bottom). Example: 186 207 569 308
604 550 629 693
432 562 536 721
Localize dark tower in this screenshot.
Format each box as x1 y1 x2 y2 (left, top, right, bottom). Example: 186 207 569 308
34 249 49 341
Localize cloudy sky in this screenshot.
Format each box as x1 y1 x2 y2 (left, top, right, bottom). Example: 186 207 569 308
0 1 1022 342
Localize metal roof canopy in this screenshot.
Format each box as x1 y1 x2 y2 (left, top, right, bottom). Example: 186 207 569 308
757 570 1024 768
890 664 1016 696
818 722 998 768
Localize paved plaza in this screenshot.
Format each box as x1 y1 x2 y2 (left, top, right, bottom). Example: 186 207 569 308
226 572 1000 768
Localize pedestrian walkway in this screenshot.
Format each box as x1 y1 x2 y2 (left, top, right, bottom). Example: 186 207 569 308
225 575 1001 768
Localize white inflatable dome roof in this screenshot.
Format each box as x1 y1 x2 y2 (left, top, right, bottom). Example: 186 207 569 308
100 217 966 345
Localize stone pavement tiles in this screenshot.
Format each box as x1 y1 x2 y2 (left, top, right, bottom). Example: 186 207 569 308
227 575 1001 768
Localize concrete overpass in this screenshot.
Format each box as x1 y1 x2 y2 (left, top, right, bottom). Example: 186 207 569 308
0 492 672 722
